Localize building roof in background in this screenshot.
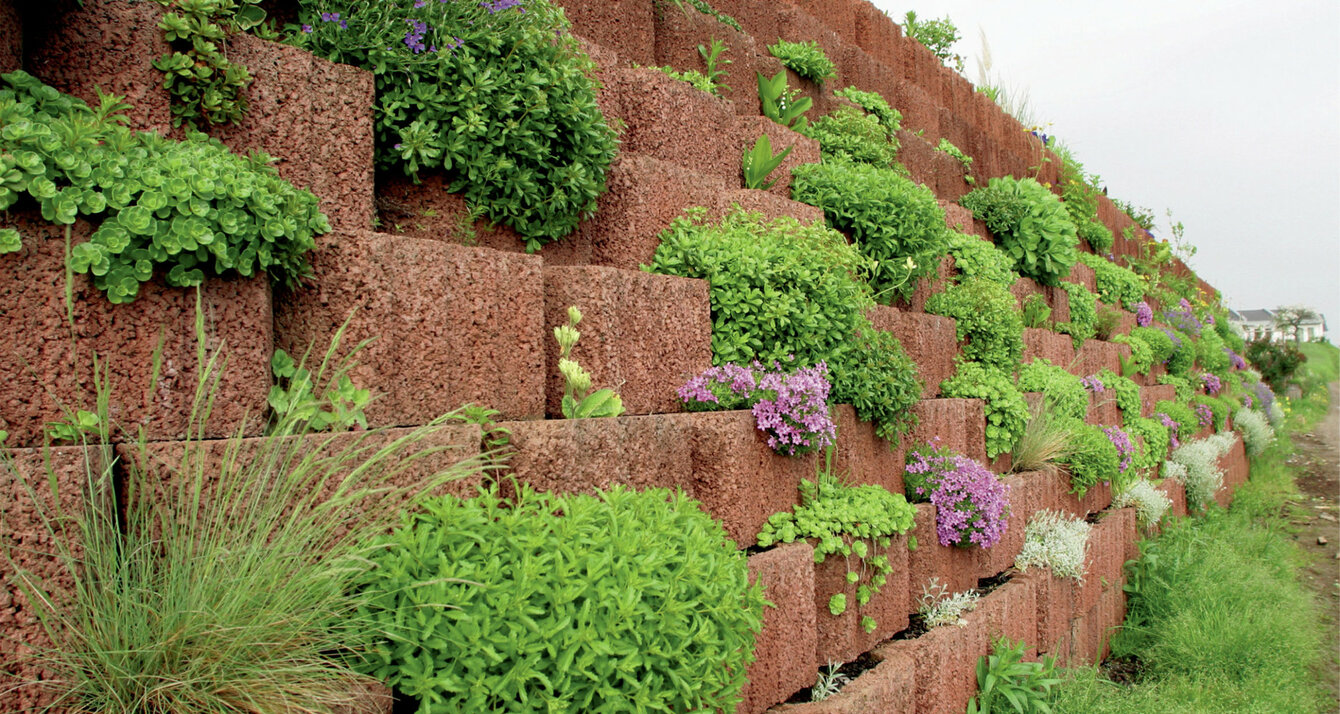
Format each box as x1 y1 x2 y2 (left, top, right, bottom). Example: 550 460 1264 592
1234 309 1275 323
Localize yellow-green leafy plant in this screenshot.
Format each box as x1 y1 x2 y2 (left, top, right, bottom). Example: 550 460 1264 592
554 305 625 419
768 39 836 84
741 133 793 190
153 0 267 128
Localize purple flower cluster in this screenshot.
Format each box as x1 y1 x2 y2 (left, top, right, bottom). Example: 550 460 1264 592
1194 403 1213 429
905 446 1010 549
1200 373 1222 396
1081 374 1105 393
679 361 836 456
1135 301 1153 327
1251 380 1275 414
1156 411 1181 449
480 0 524 13
1102 426 1135 479
1161 298 1203 337
1225 348 1247 370
320 11 347 29
403 19 430 53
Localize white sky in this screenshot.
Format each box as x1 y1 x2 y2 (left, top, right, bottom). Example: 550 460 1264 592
870 0 1340 327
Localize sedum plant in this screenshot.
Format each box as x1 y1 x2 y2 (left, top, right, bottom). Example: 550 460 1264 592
801 105 899 168
1077 253 1145 310
1016 510 1090 580
944 231 1018 288
768 39 837 84
553 306 625 419
1055 281 1098 348
926 277 1023 371
1017 360 1087 421
917 577 979 627
359 485 765 712
154 0 267 128
1056 419 1119 497
940 362 1029 459
960 176 1078 287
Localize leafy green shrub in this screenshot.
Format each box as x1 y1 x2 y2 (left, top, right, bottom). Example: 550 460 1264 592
768 39 837 84
1194 329 1231 378
1016 509 1090 580
944 231 1017 287
800 105 899 167
1096 369 1140 421
1157 373 1194 403
940 362 1028 459
1020 294 1052 329
791 160 948 304
1076 219 1113 254
1113 333 1153 375
901 11 964 71
1155 399 1198 441
1077 253 1144 309
1131 326 1175 364
294 0 616 250
1125 415 1171 473
833 86 901 134
1164 328 1195 376
0 71 325 303
154 0 265 128
967 638 1061 714
926 277 1023 371
1192 394 1229 432
1213 311 1246 352
1056 419 1119 496
1055 281 1097 348
267 349 370 432
1017 359 1087 421
361 485 765 712
959 176 1078 286
757 70 812 130
759 471 914 630
1245 339 1306 391
829 326 922 443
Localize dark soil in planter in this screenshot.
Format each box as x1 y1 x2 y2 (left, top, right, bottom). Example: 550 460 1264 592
782 651 884 703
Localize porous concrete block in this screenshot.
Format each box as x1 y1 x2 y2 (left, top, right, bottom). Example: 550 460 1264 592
740 542 819 714
1086 392 1122 428
554 0 656 66
710 0 784 48
812 550 860 664
852 0 902 68
1073 339 1132 379
830 405 904 495
543 266 711 417
1023 328 1076 368
894 129 938 195
0 0 18 73
653 6 764 116
893 79 940 139
865 307 957 399
1216 433 1249 508
908 398 988 466
610 67 742 184
735 115 822 199
1140 384 1178 418
274 232 546 424
792 0 858 44
907 503 977 598
895 254 955 313
1156 477 1187 520
770 648 916 714
976 578 1038 655
879 613 983 714
966 470 1038 580
1023 571 1075 656
0 212 270 448
1063 261 1098 294
723 190 826 225
1011 276 1047 311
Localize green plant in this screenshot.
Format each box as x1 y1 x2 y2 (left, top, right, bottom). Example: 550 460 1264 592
960 176 1079 286
1010 398 1074 477
1056 418 1119 497
768 39 837 84
1094 304 1125 341
1015 509 1090 580
0 71 326 303
1130 326 1175 363
940 362 1029 459
662 0 742 31
153 0 267 129
1076 219 1114 254
757 70 812 130
1232 407 1274 457
828 326 922 443
1021 294 1052 329
44 409 103 444
267 348 371 432
926 278 1023 371
1194 329 1231 378
1154 399 1198 441
1164 329 1195 376
800 105 899 167
741 133 793 190
553 305 625 419
1056 152 1113 254
1245 339 1306 391
902 11 964 71
1112 478 1172 531
967 638 1061 714
1191 394 1229 431
1124 416 1171 473
916 577 979 627
833 86 902 135
1077 253 1145 309
945 231 1018 288
650 64 717 94
936 138 974 178
360 484 764 712
1017 359 1087 420
1097 369 1140 421
1157 373 1194 403
758 468 915 630
1055 282 1098 348
293 0 617 250
810 661 851 702
791 159 947 303
698 37 731 93
1113 333 1153 376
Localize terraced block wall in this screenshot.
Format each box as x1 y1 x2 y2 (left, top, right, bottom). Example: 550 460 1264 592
0 0 1253 712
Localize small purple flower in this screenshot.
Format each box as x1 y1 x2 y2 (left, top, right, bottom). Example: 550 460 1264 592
1161 298 1203 337
480 0 523 13
403 18 430 53
301 23 313 33
1102 426 1136 479
1156 412 1181 449
680 360 835 455
415 0 428 6
320 11 339 21
1194 403 1214 429
1200 373 1222 396
1081 374 1105 393
905 445 1010 549
1225 348 1247 371
1134 301 1153 327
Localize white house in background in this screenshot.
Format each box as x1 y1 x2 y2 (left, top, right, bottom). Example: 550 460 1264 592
1227 308 1328 343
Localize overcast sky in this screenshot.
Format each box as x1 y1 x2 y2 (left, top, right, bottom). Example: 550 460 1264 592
869 0 1340 329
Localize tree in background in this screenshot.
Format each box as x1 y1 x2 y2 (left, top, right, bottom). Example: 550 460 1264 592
1273 305 1321 345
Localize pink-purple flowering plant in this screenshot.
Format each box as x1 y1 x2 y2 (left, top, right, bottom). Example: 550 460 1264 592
680 360 837 456
1080 374 1105 393
1102 426 1136 484
1200 373 1222 396
1194 403 1214 429
904 443 1011 549
1134 301 1153 327
1161 298 1203 337
1225 347 1247 370
1156 412 1181 449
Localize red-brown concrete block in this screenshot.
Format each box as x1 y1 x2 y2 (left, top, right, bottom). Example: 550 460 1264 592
1086 393 1122 428
1156 477 1187 520
894 129 938 192
543 266 711 417
0 213 271 448
740 542 819 714
0 0 18 74
908 399 988 465
792 0 858 45
865 307 957 399
688 411 820 546
723 190 826 225
939 200 982 237
736 115 823 199
812 551 860 664
1023 571 1076 656
1140 384 1178 418
653 5 764 116
611 67 743 184
1022 328 1076 368
576 154 728 270
893 79 940 139
977 578 1038 653
1062 261 1098 294
555 0 656 66
776 5 849 87
830 405 904 494
1055 471 1113 518
1043 283 1073 325
1216 433 1248 508
852 0 902 68
274 232 546 425
907 504 978 598
0 445 106 714
770 648 916 714
1073 339 1132 379
883 615 983 714
1011 275 1047 310
852 536 912 652
896 254 955 313
932 140 972 202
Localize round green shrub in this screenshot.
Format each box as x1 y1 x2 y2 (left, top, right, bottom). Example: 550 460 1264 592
1165 328 1195 376
1155 399 1199 438
1056 281 1098 348
357 485 765 713
1125 415 1172 473
1057 419 1119 497
800 105 899 167
768 39 837 83
959 176 1078 286
829 325 923 443
926 277 1023 371
1096 369 1141 422
294 0 617 250
1192 394 1230 431
1077 219 1114 254
944 231 1017 287
791 159 948 304
1077 253 1144 309
833 86 902 135
1017 360 1088 421
1113 333 1153 374
940 362 1029 459
1195 329 1231 378
1131 326 1175 364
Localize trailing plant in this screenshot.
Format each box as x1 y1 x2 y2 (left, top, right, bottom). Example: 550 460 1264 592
1054 281 1098 348
1095 369 1140 421
292 0 617 250
1125 415 1171 474
833 86 901 134
967 638 1061 714
758 469 915 630
1232 407 1274 457
927 277 1023 371
360 484 764 712
267 348 371 432
944 231 1018 288
901 11 964 72
1056 418 1119 497
741 133 792 190
679 360 837 455
1016 360 1086 421
828 326 922 443
1112 478 1172 531
0 71 326 303
800 105 899 167
1015 509 1090 580
936 138 974 180
153 0 267 129
959 176 1078 286
757 70 812 130
791 159 948 303
1168 432 1235 511
553 305 625 419
940 362 1029 459
1021 294 1052 329
917 578 979 627
768 39 836 84
1010 398 1073 477
904 443 1011 548
1077 253 1144 309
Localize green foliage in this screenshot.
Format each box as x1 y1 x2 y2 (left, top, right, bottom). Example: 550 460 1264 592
757 70 812 130
768 39 837 84
267 348 370 432
1077 253 1145 309
1131 326 1175 364
553 305 625 419
1113 333 1153 376
936 138 974 177
1164 328 1195 376
1157 373 1193 403
960 176 1079 286
1094 304 1124 341
927 277 1023 371
698 37 731 93
1021 294 1052 329
1124 415 1170 473
759 470 914 628
1017 360 1087 421
651 65 716 94
1055 281 1098 348
741 133 792 190
1056 419 1119 496
0 71 325 302
1195 332 1232 378
1212 311 1246 352
967 638 1061 714
941 362 1028 459
1056 153 1112 254
360 485 764 713
1155 399 1198 439
901 11 964 72
662 0 743 32
153 0 265 129
1245 339 1305 391
293 0 616 250
944 231 1018 288
833 86 902 135
1192 394 1229 431
1076 219 1114 254
800 105 899 167
44 409 103 444
828 326 922 443
1097 369 1141 422
791 159 947 303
